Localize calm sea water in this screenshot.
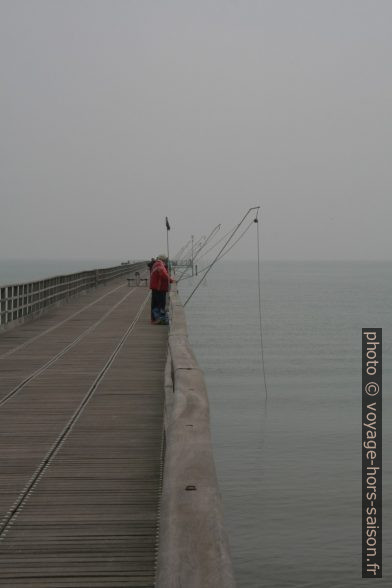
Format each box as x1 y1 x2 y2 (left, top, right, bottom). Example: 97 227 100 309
178 261 392 588
1 259 390 587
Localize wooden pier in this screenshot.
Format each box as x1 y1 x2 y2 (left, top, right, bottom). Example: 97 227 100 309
0 273 167 587
0 263 236 588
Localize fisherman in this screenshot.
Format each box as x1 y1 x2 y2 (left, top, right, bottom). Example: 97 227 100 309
149 255 173 324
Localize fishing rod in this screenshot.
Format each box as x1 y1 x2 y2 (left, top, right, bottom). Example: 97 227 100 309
190 224 221 272
178 207 269 450
192 234 206 256
192 236 206 261
179 234 203 264
178 218 255 283
173 239 191 264
176 224 221 281
197 223 238 260
175 235 204 282
183 206 260 306
175 223 240 281
192 224 221 262
174 231 205 264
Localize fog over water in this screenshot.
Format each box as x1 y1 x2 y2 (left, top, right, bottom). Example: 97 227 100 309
1 2 391 586
1 1 392 262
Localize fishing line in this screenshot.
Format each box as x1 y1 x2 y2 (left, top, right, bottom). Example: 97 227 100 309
175 233 206 282
178 206 269 446
183 207 260 306
175 225 238 282
178 219 255 283
200 225 237 258
177 225 237 273
176 225 237 281
173 239 191 262
255 211 269 446
192 224 221 262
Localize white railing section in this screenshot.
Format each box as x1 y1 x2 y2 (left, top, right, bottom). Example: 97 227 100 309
0 262 146 329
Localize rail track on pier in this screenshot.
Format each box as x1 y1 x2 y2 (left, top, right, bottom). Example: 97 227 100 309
0 276 168 587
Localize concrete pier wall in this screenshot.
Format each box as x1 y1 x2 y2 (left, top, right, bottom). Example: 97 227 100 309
156 287 236 588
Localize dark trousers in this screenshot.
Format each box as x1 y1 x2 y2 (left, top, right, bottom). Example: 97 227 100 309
151 290 166 321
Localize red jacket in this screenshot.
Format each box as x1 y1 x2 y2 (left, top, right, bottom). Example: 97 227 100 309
149 260 173 292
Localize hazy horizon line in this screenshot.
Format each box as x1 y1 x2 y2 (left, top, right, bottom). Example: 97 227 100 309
1 257 391 263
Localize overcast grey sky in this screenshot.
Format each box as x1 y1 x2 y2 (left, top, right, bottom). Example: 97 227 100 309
1 0 391 261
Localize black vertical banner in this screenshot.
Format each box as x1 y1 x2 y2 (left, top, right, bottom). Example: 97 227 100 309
362 329 382 578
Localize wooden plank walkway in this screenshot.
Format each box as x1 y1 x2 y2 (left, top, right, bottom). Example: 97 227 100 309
0 278 168 587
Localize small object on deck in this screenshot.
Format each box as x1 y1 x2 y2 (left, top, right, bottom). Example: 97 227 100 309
127 276 148 287
185 485 197 491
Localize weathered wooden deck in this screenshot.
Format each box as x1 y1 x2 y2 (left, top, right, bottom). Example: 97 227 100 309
0 278 168 587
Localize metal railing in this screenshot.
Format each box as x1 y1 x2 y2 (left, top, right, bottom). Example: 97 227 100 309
0 261 146 329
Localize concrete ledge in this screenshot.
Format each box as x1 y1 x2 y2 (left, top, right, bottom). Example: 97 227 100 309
156 288 236 588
